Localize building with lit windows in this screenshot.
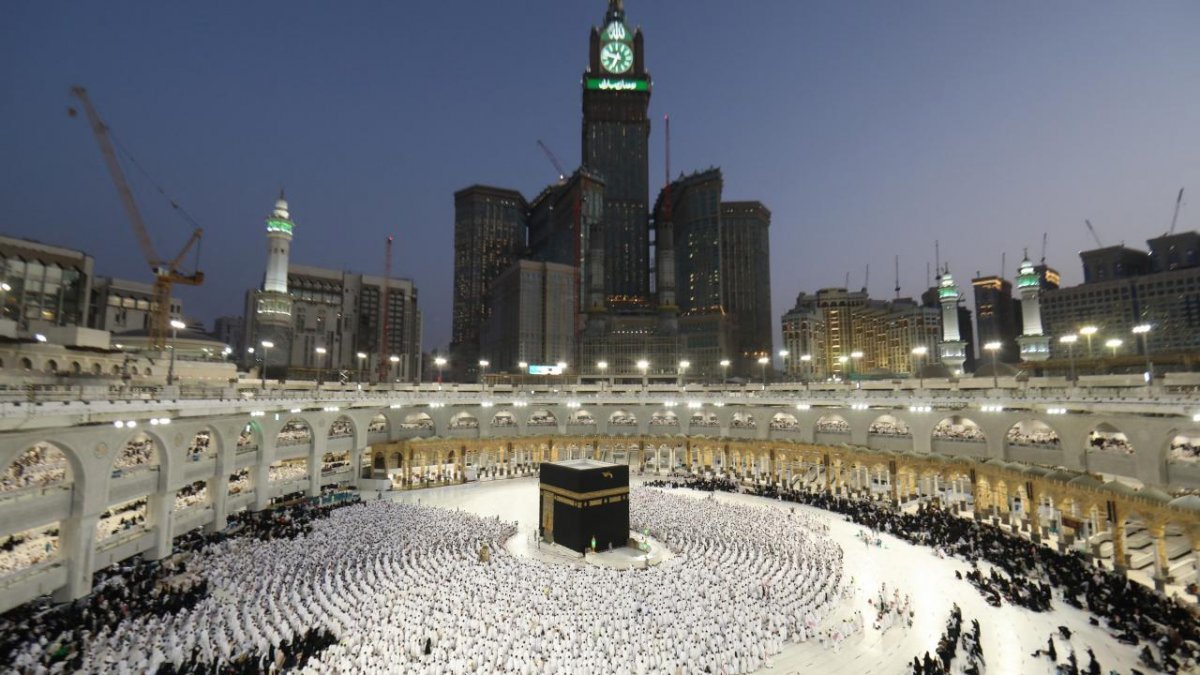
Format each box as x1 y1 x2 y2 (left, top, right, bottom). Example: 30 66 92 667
0 235 94 330
89 277 182 335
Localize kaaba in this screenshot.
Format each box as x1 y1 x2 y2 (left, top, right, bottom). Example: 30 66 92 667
539 459 629 554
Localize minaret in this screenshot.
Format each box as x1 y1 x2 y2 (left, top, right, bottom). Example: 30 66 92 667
250 191 296 377
1016 255 1051 361
937 268 967 374
263 191 294 294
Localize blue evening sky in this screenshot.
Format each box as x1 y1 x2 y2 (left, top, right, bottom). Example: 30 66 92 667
2 1 1198 353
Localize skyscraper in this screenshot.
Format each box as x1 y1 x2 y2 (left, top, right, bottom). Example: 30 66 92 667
720 201 773 371
450 185 527 381
971 274 1019 363
583 0 651 306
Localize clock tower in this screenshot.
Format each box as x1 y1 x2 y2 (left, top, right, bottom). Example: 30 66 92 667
583 0 651 306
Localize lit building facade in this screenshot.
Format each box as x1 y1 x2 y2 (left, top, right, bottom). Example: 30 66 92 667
89 277 182 334
971 274 1019 363
720 201 773 372
0 235 94 329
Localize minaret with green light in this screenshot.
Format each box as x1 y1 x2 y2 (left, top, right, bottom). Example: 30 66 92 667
252 191 295 377
1016 254 1051 361
936 268 968 375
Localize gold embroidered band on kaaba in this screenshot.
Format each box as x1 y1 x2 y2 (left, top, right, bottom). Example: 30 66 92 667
539 484 630 508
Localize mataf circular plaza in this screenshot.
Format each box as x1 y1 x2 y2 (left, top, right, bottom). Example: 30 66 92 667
1 379 1199 674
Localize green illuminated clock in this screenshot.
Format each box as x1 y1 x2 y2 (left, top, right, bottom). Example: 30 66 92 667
600 41 633 74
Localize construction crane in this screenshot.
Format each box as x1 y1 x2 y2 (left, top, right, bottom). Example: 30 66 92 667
376 236 394 383
536 140 567 182
1084 219 1104 248
69 86 203 350
1168 188 1185 235
1040 232 1048 264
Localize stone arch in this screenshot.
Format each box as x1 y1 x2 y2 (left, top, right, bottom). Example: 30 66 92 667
932 416 986 443
868 414 911 437
112 430 161 472
490 410 515 427
90 363 101 375
276 419 313 448
144 367 151 377
731 411 756 429
129 365 138 375
1087 421 1133 455
20 357 32 370
815 413 850 434
449 411 479 429
770 412 799 430
327 415 357 441
650 410 679 427
45 359 58 374
690 410 718 427
69 361 81 375
402 412 434 430
570 409 596 425
1167 427 1200 463
610 409 638 427
367 414 389 434
527 409 557 427
186 427 220 460
2 441 74 494
109 363 120 375
238 421 263 452
1005 419 1061 449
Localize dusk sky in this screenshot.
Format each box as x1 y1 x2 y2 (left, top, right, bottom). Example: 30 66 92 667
3 1 1198 354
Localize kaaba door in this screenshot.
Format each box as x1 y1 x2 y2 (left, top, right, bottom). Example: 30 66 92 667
541 492 554 543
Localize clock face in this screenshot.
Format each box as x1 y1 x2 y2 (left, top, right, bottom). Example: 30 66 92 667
600 42 634 74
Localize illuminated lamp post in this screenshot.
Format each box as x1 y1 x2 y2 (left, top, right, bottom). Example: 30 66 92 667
356 352 367 384
597 360 608 390
637 359 649 392
167 319 186 386
678 360 690 387
1079 325 1098 361
911 346 927 389
556 361 568 388
259 340 274 391
850 350 863 382
757 356 770 389
434 356 447 387
1132 324 1152 384
315 346 327 387
389 355 400 391
778 349 790 382
1059 334 1078 382
478 359 489 387
800 354 812 390
984 341 1001 388
837 355 849 382
719 359 731 386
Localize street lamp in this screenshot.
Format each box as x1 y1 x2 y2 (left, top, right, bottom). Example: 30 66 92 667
556 361 568 388
1079 325 1098 360
389 355 400 389
757 355 770 389
597 360 608 390
678 359 690 386
356 352 367 383
478 359 490 386
315 346 327 386
637 359 649 391
259 340 274 390
911 346 927 389
800 354 812 390
1132 324 1153 384
1105 338 1122 358
984 341 1001 388
434 356 447 386
837 355 849 381
850 350 863 383
166 319 186 386
1059 334 1078 382
719 359 731 386
778 349 790 382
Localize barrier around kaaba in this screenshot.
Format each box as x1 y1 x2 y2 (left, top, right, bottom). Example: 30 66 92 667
538 459 630 554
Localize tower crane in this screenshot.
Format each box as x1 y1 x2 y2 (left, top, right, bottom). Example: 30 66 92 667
1084 219 1104 248
69 86 204 350
536 140 568 182
1168 188 1185 235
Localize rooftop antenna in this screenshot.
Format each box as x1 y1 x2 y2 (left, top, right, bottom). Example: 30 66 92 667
1168 187 1185 235
934 240 941 279
1000 252 1006 278
926 262 931 289
844 271 850 289
863 264 869 293
1041 232 1048 265
1084 219 1104 248
894 255 900 299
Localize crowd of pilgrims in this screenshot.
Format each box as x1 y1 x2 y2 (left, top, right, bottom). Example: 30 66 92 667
768 417 799 430
644 475 740 493
1089 430 1134 455
649 414 680 427
1170 436 1200 462
729 415 756 429
1 495 362 673
910 604 984 675
328 420 354 438
815 418 850 433
690 414 719 427
1 443 68 492
1007 425 1062 448
275 422 313 447
931 423 986 443
868 419 911 437
747 484 1200 673
448 417 479 429
3 488 844 674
